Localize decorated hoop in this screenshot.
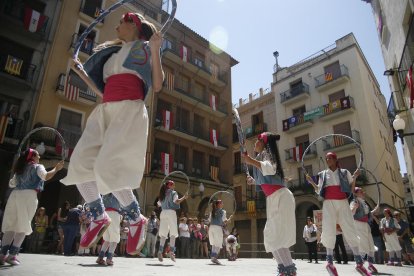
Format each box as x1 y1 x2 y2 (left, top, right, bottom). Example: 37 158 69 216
16 127 67 161
208 190 237 218
301 134 363 176
232 106 249 176
358 167 381 206
73 0 178 60
161 170 191 196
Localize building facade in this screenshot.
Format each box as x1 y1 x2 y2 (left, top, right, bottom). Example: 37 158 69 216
0 0 63 201
1 0 238 219
234 33 405 257
365 0 414 221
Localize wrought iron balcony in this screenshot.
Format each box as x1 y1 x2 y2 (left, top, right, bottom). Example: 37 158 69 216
285 143 316 162
245 123 268 138
282 114 313 133
56 73 97 103
71 33 97 56
315 64 350 89
322 129 361 151
280 83 310 104
0 53 36 84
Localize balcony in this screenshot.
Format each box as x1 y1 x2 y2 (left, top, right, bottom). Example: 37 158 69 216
322 129 361 152
0 54 37 89
168 85 228 117
320 96 355 121
56 73 98 105
0 2 49 39
315 65 350 92
0 117 25 146
79 0 104 25
162 47 227 87
70 33 97 57
285 143 317 163
280 83 310 105
282 114 313 133
245 123 268 139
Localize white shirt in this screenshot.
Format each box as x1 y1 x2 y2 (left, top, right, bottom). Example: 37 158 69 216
318 168 353 187
103 41 142 81
179 222 190 238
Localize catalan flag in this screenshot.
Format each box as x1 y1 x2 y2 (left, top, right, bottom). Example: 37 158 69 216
210 165 219 182
165 72 174 91
5 55 23 76
0 115 8 144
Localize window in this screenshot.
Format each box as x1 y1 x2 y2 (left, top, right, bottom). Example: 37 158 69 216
174 145 187 172
290 79 303 96
192 150 204 177
210 62 219 79
194 114 205 139
194 52 205 68
155 99 172 126
77 24 96 55
57 109 82 150
337 155 357 173
153 139 169 169
234 152 242 174
80 0 103 18
162 38 173 51
324 61 341 80
178 73 190 93
333 121 352 137
328 90 345 102
175 107 190 132
252 111 264 134
193 82 205 102
292 105 306 116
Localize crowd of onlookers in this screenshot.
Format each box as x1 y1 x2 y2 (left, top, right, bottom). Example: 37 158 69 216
0 201 240 260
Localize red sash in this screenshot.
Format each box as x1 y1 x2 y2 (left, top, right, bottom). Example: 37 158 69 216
324 186 347 200
103 73 144 103
261 184 284 197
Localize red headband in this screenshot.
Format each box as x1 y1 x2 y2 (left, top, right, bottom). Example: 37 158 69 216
123 13 145 39
26 148 34 161
166 180 174 188
257 132 268 145
326 152 337 159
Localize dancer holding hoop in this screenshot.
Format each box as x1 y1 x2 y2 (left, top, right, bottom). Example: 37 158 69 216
61 11 164 255
157 180 188 262
242 132 297 276
305 152 371 276
0 149 64 265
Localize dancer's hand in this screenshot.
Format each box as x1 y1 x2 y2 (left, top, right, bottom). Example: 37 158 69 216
55 160 64 171
352 169 360 179
149 31 163 50
246 175 255 186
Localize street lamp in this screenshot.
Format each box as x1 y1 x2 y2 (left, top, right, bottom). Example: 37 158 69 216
393 115 414 144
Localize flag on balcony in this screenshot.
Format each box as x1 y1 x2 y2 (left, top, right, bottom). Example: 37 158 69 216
161 152 173 175
24 6 47 33
5 55 23 76
333 135 344 147
162 110 173 130
210 165 219 182
210 63 218 79
406 65 414 108
282 119 290 131
165 72 174 91
65 75 79 101
292 144 303 161
210 95 217 111
210 129 218 147
0 115 7 144
144 152 151 174
340 96 350 109
180 45 188 62
324 72 333 82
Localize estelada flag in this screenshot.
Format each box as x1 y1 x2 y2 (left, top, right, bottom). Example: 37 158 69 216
406 65 414 109
24 6 46 33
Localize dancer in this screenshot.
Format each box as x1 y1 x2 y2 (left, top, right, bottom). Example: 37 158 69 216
380 208 402 266
0 149 64 265
226 232 238 261
243 132 296 276
306 152 371 276
157 180 188 262
351 187 379 273
208 199 233 264
303 217 318 264
60 11 164 255
96 194 122 266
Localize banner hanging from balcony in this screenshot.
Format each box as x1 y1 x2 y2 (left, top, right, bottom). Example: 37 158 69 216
304 107 322 121
292 144 303 161
5 55 23 76
210 129 218 147
180 45 188 62
24 6 47 33
162 110 173 130
406 65 414 108
0 115 8 144
165 72 174 91
161 152 173 175
210 95 217 111
210 165 219 182
65 75 79 101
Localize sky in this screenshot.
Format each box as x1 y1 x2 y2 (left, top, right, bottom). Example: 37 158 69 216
172 0 407 174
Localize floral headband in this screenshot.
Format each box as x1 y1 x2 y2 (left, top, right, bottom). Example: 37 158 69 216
123 12 145 39
257 132 268 145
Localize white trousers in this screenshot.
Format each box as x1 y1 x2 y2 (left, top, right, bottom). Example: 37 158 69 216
159 209 178 238
61 100 148 195
320 199 359 249
2 190 37 235
384 232 402 252
354 220 375 254
209 225 224 248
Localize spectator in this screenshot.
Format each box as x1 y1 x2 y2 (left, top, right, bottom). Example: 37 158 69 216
77 205 91 256
145 211 159 258
303 217 318 264
334 224 348 264
62 205 81 256
119 219 129 256
370 214 385 264
200 219 209 258
394 211 413 265
178 217 190 258
56 201 70 254
380 208 402 266
30 207 48 253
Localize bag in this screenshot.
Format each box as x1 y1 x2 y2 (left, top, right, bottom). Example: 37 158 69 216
310 231 317 238
151 228 158 235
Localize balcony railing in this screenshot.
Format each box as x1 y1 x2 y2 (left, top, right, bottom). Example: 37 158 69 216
321 96 354 117
322 129 361 151
71 33 97 56
79 0 104 20
282 114 309 132
0 53 36 83
285 142 316 161
314 64 349 87
0 2 49 34
1 117 25 141
245 123 268 138
56 73 98 103
280 83 310 103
